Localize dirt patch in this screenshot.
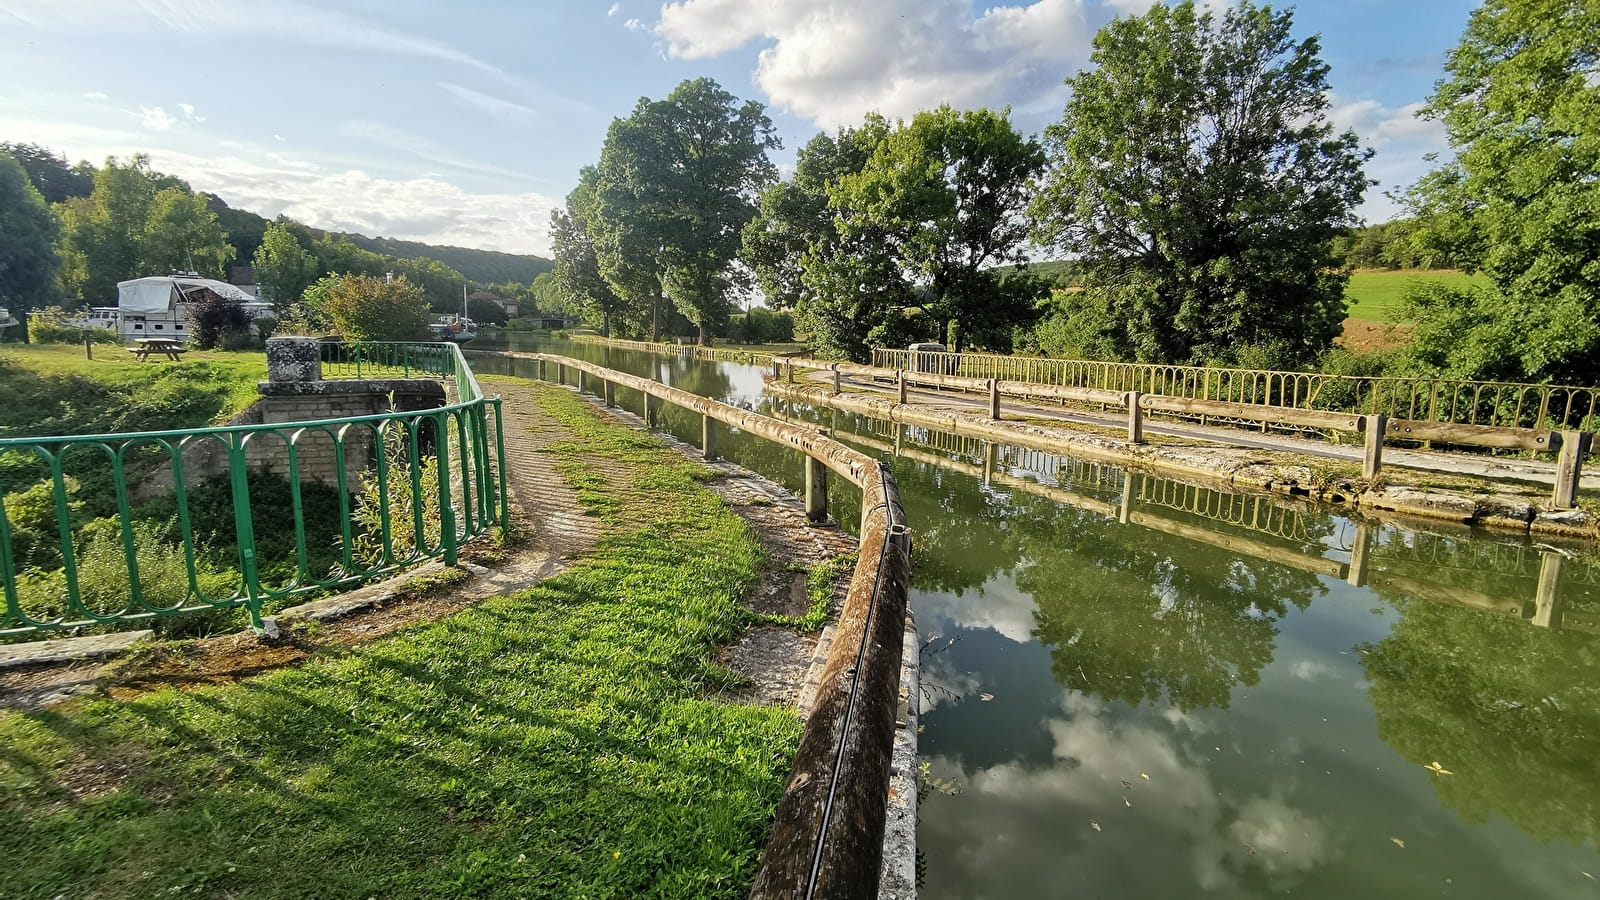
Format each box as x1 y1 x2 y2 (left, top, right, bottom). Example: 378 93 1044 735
1337 318 1413 353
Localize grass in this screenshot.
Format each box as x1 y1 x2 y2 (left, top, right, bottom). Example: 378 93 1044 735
1343 269 1491 324
0 344 267 439
0 381 801 899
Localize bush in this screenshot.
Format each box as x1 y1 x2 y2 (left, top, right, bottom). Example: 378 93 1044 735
309 273 429 342
25 306 118 345
189 293 252 349
346 423 455 569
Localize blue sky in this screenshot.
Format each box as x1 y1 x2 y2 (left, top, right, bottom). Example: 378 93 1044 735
0 0 1474 257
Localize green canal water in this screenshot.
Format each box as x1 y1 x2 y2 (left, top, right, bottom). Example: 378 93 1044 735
471 334 1600 898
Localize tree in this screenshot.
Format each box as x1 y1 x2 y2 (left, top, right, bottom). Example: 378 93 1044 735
0 151 61 314
253 221 318 304
1031 1 1371 369
309 274 429 342
0 142 92 204
141 187 234 278
57 156 160 301
834 106 1047 353
743 116 914 360
1397 0 1600 384
466 297 509 326
593 78 779 344
551 168 633 336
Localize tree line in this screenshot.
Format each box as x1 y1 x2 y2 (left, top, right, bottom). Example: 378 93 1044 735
546 0 1597 386
0 146 551 320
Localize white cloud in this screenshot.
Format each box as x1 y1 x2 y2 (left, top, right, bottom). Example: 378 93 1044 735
140 105 177 131
624 16 646 31
653 0 1098 127
438 82 537 123
152 151 559 255
81 91 109 100
607 2 622 16
1327 95 1452 222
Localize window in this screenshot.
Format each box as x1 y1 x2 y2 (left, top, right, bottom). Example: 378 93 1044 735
134 323 144 330
154 324 164 330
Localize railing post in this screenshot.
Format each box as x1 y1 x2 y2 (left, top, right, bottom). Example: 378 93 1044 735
805 455 829 523
1533 550 1565 628
773 359 781 378
539 359 547 381
435 410 458 566
227 437 265 631
702 414 718 461
983 441 996 485
1346 521 1373 587
1119 472 1134 524
1552 431 1590 509
787 362 795 384
989 379 1001 420
577 369 587 394
1126 391 1144 444
898 370 907 404
1362 414 1388 480
833 364 842 396
557 362 566 385
644 392 659 429
493 399 509 531
604 377 615 407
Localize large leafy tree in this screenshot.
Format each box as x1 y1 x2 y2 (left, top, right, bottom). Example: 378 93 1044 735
1397 0 1600 384
834 106 1047 353
0 151 61 313
593 77 779 344
1031 1 1370 369
551 167 633 337
141 187 234 278
743 115 907 360
252 221 319 304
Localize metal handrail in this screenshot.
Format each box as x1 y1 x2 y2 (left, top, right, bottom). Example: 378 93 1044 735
1 341 509 637
873 348 1600 433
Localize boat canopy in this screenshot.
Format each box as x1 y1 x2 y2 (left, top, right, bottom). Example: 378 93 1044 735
116 276 252 313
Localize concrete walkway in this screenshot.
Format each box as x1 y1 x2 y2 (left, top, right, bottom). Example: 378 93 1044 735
812 369 1600 491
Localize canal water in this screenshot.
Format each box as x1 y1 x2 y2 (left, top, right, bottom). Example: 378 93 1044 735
471 334 1600 899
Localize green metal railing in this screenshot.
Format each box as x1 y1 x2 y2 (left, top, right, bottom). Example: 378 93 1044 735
0 341 508 638
873 348 1600 433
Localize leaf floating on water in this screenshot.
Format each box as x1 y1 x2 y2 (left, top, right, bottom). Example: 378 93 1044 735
1242 843 1256 856
1424 761 1454 776
1121 780 1134 789
1140 773 1150 781
1391 837 1406 849
1090 820 1101 832
978 692 995 702
1582 871 1593 880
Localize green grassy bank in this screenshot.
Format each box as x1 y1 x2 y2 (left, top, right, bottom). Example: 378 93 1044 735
0 382 799 898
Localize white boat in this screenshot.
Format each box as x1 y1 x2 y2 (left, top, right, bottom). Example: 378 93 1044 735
64 307 122 331
100 275 274 341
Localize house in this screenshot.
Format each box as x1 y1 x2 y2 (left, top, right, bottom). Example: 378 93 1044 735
467 290 518 317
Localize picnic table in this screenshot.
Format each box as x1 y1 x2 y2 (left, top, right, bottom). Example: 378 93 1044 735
127 338 188 362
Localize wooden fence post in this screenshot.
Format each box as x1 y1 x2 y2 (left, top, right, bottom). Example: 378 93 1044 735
702 414 718 461
1362 414 1388 480
1126 391 1143 444
897 370 907 404
83 330 93 360
1552 431 1591 509
805 455 829 523
644 393 658 429
1533 550 1565 628
833 365 842 396
604 378 615 407
989 379 1001 420
1346 521 1373 587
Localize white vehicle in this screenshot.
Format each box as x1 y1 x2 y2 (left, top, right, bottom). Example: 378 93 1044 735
107 275 274 341
64 307 122 331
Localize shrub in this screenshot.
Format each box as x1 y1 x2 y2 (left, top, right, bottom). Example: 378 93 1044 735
309 273 429 342
189 293 252 349
25 306 117 344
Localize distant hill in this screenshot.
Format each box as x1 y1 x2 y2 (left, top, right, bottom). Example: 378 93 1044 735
204 195 551 285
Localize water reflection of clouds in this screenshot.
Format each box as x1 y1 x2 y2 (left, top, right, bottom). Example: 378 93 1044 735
922 691 1337 898
914 574 1041 644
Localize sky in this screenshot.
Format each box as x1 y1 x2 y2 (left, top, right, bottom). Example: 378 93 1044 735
0 0 1475 258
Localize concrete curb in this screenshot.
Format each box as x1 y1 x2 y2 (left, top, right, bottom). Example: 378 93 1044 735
0 629 153 669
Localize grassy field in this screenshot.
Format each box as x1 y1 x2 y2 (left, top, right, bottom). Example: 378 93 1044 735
0 344 267 438
0 381 799 898
1343 269 1491 323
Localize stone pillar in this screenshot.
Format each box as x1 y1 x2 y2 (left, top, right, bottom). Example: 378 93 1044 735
266 337 322 384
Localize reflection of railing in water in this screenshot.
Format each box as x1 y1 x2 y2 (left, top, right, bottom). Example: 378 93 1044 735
1135 478 1327 547
838 423 1599 637
1364 530 1600 586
